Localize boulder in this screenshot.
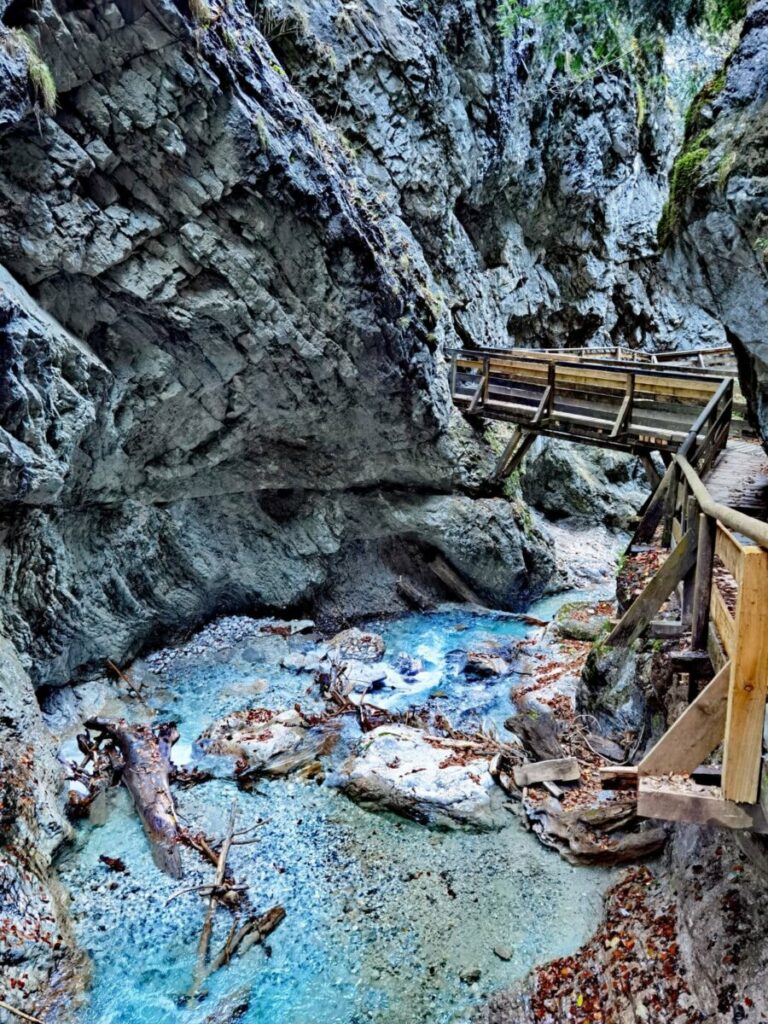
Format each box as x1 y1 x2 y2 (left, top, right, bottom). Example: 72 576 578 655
328 628 386 663
196 708 323 776
464 650 510 679
336 725 506 829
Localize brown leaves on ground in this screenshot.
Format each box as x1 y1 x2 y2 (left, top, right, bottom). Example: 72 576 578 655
529 867 701 1024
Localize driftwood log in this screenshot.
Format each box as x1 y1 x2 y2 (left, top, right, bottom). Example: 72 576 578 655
85 717 183 879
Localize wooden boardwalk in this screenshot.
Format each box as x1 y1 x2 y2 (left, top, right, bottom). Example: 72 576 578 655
450 345 768 832
706 439 768 516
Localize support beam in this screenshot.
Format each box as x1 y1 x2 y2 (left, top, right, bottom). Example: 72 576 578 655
638 778 768 833
609 372 635 438
629 463 674 548
467 375 484 414
638 661 730 776
493 426 523 480
607 526 698 648
505 432 536 475
722 547 768 803
639 453 661 491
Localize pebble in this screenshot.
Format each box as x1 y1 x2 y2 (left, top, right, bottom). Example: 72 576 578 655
460 968 482 984
493 945 513 961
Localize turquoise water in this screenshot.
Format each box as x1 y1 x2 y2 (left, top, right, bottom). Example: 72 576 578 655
55 597 613 1024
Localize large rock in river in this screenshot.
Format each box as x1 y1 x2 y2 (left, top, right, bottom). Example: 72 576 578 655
336 725 506 830
196 707 326 776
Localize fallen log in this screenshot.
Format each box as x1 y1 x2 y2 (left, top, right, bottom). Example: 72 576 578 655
85 717 183 879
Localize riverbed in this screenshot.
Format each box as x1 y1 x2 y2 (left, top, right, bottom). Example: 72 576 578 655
51 595 616 1024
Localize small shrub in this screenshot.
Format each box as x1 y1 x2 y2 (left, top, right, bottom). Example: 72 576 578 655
190 0 213 26
8 30 57 114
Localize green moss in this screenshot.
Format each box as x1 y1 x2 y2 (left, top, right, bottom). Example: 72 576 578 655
717 149 737 192
704 0 747 33
684 68 726 137
658 133 711 248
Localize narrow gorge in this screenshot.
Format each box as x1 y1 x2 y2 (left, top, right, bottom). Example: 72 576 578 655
1 1 767 1022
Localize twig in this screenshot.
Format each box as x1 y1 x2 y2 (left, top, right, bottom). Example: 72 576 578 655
190 801 238 996
106 658 150 707
165 882 247 907
0 1001 45 1024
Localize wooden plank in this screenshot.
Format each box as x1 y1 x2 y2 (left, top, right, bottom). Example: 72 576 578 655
638 778 768 833
467 376 484 414
493 427 523 481
692 514 717 651
638 662 730 775
607 527 698 647
647 620 684 638
513 757 580 787
714 523 745 583
609 377 633 438
722 547 768 803
640 454 661 490
710 585 736 658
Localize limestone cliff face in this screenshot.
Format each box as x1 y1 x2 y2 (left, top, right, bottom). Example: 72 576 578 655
661 0 768 446
0 0 725 686
0 0 560 685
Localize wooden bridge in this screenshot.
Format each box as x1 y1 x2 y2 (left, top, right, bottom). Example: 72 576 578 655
450 345 768 833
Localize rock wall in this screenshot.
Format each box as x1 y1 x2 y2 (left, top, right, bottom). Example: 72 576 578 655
661 0 768 446
0 0 727 687
0 0 561 686
0 637 85 1019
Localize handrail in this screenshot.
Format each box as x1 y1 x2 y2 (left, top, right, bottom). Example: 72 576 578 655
451 350 727 386
676 455 768 550
678 377 733 462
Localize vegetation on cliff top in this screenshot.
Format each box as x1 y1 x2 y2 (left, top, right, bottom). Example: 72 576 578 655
497 0 745 88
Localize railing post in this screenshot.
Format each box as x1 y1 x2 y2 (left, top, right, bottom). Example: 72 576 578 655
722 546 768 803
691 514 716 651
681 496 699 625
482 355 490 406
546 362 556 417
662 462 679 549
449 352 457 398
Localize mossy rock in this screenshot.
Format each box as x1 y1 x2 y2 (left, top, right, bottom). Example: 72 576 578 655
554 601 612 642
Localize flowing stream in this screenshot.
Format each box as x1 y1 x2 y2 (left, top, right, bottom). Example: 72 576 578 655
52 594 615 1024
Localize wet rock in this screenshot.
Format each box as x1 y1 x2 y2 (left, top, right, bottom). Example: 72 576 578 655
661 1 768 451
281 650 329 674
336 725 506 830
0 637 85 1016
328 628 386 663
523 440 649 530
505 704 564 762
392 652 423 677
554 601 613 643
343 660 388 691
464 651 510 679
196 708 324 777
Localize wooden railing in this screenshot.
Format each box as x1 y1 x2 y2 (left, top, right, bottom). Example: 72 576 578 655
606 376 768 807
450 343 768 821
